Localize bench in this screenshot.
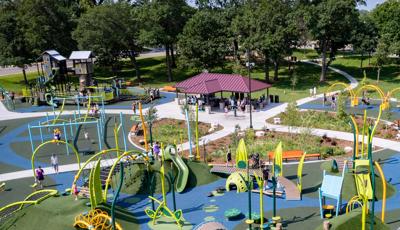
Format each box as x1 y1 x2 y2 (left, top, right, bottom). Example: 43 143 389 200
268 150 321 163
163 85 176 92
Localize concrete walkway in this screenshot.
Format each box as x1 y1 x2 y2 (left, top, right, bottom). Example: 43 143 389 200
1 61 399 182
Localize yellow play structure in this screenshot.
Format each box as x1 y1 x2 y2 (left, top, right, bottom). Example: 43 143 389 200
0 190 58 219
226 172 249 193
144 144 184 229
74 208 122 230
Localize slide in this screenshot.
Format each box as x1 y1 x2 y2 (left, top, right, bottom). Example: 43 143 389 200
164 145 189 193
354 160 373 200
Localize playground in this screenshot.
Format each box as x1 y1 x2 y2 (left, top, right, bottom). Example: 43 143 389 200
0 50 400 230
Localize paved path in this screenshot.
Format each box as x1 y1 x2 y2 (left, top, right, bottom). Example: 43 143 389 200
1 61 399 182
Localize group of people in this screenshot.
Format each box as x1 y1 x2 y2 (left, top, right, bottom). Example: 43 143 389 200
323 93 339 109
88 103 100 116
145 87 160 101
309 87 318 97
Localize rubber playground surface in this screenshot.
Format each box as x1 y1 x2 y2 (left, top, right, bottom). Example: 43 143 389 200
1 111 400 229
10 89 175 113
299 98 400 120
0 99 400 229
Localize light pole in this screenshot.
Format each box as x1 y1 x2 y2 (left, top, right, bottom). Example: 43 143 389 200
246 49 254 129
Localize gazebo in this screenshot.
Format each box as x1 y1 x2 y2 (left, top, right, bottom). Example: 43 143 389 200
175 73 271 111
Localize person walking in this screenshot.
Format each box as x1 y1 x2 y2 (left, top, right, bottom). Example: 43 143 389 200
35 166 45 189
51 154 59 174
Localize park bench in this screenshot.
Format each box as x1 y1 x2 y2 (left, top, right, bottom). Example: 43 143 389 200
268 150 321 163
163 85 176 92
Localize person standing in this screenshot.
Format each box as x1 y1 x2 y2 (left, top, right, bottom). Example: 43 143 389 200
226 148 232 167
313 87 317 97
153 142 161 160
132 101 137 114
262 165 270 190
51 154 59 174
35 166 45 189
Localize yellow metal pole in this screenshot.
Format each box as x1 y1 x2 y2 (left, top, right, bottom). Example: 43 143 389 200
160 143 166 205
374 161 386 222
361 110 367 158
350 116 359 158
139 102 149 151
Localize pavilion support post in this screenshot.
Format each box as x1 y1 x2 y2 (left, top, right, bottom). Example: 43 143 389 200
185 93 188 105
220 91 223 99
267 88 269 104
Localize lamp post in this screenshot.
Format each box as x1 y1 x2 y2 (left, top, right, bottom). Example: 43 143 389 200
246 49 254 129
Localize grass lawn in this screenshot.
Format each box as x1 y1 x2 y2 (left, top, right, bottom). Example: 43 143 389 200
1 55 349 103
331 56 400 95
0 71 38 93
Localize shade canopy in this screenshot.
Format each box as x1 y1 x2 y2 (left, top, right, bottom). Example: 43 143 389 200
175 73 271 94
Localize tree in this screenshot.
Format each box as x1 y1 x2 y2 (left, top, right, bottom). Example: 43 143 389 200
306 0 359 82
351 12 378 69
233 0 298 82
372 0 400 56
137 0 193 82
17 0 77 56
375 36 390 82
178 10 230 70
0 0 32 85
73 2 142 78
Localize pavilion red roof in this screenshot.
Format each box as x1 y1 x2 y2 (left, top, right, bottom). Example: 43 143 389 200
175 73 271 94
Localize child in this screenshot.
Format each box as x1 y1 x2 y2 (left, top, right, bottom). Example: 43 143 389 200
72 184 79 201
54 128 61 145
224 105 229 116
262 165 270 190
226 148 232 167
51 154 59 174
153 142 160 160
35 166 44 189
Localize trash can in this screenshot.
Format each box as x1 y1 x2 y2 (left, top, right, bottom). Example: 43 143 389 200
275 95 279 103
269 95 274 103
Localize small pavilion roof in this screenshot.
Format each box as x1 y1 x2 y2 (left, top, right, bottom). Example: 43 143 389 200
175 73 271 94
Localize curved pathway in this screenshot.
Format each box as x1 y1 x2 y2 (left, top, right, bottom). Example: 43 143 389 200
2 60 400 182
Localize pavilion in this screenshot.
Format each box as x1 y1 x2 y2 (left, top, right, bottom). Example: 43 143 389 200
175 72 272 106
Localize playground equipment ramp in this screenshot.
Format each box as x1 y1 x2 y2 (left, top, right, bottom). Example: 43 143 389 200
0 189 58 222
164 146 189 193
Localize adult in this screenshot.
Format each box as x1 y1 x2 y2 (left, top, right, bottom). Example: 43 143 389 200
51 154 59 174
10 91 15 101
132 101 137 114
35 166 45 189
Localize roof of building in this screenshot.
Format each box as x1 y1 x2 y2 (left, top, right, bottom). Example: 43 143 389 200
175 73 271 94
69 51 94 60
42 50 66 61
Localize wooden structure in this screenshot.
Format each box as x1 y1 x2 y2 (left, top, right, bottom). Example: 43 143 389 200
69 51 95 91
